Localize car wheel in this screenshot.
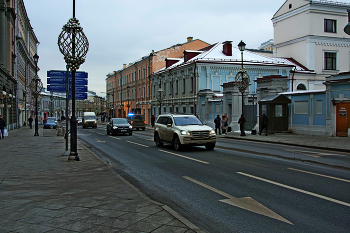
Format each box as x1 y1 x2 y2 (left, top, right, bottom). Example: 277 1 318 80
107 129 110 135
205 143 215 150
129 133 132 136
173 136 182 151
142 128 145 131
154 133 163 147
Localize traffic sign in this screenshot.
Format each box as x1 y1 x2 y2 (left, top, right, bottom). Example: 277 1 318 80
47 78 88 86
47 70 88 78
47 85 88 92
69 93 88 100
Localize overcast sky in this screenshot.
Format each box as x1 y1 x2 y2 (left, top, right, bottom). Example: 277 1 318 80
25 0 289 97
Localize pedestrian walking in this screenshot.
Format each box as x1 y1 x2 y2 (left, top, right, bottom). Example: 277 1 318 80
28 116 33 129
0 114 6 139
151 115 155 127
221 113 228 135
259 112 268 136
238 114 246 135
214 114 221 135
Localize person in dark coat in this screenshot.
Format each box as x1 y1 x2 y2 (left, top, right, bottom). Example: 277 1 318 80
259 112 268 136
221 113 228 135
28 116 33 129
214 115 221 135
238 114 246 135
0 115 6 139
151 115 155 127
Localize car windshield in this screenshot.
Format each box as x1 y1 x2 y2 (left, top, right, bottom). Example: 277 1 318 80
112 119 128 124
174 116 203 126
47 118 56 123
85 116 95 120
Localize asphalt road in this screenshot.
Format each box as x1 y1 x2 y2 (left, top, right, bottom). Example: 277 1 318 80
78 125 350 233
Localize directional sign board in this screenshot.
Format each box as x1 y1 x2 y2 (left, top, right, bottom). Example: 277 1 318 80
47 70 88 100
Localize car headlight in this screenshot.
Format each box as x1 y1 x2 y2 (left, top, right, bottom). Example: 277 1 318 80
113 126 118 129
209 130 216 135
129 125 132 129
180 130 190 135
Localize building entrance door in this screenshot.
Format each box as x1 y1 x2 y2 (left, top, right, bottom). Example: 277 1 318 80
336 103 350 136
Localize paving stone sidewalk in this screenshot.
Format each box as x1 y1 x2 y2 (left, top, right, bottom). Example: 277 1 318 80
0 126 202 233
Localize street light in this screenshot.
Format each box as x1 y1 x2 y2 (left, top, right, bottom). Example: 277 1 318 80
58 0 89 161
31 53 43 136
235 40 250 136
127 86 130 114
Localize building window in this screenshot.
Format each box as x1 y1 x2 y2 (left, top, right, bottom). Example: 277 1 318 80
289 4 292 9
176 80 178 94
324 19 336 33
183 107 186 113
296 83 307 90
183 79 185 94
324 52 336 70
316 100 322 114
143 87 145 97
190 77 194 93
294 101 308 114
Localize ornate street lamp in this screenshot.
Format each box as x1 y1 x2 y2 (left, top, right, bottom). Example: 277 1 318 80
30 53 43 136
156 88 165 115
126 86 130 114
235 40 250 136
58 0 89 161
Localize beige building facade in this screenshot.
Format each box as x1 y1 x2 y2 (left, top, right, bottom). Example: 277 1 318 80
272 0 350 91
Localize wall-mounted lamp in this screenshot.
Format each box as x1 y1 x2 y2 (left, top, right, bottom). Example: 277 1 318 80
332 98 336 106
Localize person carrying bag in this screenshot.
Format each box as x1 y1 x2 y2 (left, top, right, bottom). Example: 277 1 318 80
0 114 6 139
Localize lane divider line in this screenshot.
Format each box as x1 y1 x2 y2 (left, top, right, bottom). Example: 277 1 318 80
288 168 350 183
237 172 350 207
159 150 209 164
126 140 149 147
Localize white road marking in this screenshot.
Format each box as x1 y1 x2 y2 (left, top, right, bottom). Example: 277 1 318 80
288 168 350 183
95 139 105 143
237 172 350 207
126 140 149 147
183 176 292 224
285 149 339 157
159 150 209 164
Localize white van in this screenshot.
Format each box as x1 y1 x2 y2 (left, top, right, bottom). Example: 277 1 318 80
82 112 97 128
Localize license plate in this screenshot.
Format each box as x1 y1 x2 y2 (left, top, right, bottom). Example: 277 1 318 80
121 130 127 132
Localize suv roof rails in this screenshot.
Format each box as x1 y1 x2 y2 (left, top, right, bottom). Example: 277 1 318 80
161 112 194 116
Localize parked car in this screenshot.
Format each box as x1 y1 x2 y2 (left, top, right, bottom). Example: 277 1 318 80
44 117 58 129
154 113 216 150
77 117 82 126
107 118 133 136
126 114 146 131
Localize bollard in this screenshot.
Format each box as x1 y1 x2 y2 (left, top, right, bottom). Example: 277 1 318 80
62 127 66 138
57 127 63 136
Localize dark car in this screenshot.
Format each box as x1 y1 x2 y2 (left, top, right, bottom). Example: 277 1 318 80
44 117 57 129
107 118 133 136
77 117 83 126
126 114 146 131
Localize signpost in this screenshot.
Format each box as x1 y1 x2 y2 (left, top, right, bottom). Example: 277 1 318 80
47 70 88 100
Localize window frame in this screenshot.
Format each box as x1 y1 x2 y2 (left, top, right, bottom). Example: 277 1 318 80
324 51 337 70
324 19 337 33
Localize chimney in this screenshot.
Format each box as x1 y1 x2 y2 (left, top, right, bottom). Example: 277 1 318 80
187 37 193 42
223 41 232 56
123 64 126 69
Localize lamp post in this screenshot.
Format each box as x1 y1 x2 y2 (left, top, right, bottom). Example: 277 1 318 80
31 53 43 136
235 40 250 136
156 88 165 115
126 86 130 114
58 0 89 161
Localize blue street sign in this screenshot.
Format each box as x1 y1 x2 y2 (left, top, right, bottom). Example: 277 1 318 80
47 78 88 86
47 85 66 92
47 85 88 92
47 70 88 78
69 93 87 100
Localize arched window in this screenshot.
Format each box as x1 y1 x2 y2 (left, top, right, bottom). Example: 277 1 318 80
297 83 307 90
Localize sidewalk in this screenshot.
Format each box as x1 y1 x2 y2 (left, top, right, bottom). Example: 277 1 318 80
0 127 202 232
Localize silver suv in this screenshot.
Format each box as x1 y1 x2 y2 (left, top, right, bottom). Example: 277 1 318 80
154 113 216 150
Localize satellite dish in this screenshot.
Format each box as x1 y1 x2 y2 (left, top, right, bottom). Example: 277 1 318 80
344 22 350 35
